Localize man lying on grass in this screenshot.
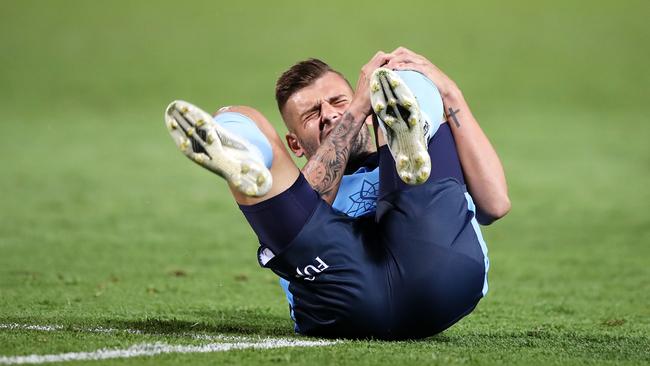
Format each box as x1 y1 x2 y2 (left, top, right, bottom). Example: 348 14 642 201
164 47 510 339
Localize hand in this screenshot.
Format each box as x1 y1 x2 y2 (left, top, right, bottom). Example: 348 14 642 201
385 47 459 97
350 51 393 117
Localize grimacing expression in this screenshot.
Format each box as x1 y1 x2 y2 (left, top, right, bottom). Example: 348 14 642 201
282 71 371 160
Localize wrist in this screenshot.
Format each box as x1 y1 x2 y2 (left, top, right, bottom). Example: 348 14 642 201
348 98 371 122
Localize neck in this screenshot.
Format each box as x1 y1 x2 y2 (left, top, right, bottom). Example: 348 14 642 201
344 129 376 174
344 150 372 174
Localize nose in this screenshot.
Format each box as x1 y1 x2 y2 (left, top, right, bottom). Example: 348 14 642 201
320 102 340 131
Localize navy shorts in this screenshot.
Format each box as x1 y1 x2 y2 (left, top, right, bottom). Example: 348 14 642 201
240 124 489 340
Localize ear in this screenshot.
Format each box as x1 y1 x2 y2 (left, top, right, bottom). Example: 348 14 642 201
285 132 305 158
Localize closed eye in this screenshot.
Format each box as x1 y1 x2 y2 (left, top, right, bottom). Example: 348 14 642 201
330 95 348 106
302 110 319 124
300 103 321 125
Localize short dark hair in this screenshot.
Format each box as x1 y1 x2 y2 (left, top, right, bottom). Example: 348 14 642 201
275 58 348 114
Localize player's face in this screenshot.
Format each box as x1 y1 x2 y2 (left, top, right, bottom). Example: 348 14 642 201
283 72 371 159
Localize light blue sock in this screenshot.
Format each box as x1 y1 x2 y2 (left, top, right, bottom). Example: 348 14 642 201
213 112 274 168
395 70 444 141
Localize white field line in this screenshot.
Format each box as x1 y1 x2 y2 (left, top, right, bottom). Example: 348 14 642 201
0 323 338 364
0 340 336 365
0 323 273 342
0 324 63 332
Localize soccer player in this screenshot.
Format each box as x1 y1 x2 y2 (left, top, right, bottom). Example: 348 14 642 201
164 47 510 339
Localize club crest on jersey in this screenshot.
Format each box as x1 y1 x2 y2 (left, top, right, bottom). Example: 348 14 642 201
295 256 329 281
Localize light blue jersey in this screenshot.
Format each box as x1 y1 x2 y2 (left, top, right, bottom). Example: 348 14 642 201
331 166 380 217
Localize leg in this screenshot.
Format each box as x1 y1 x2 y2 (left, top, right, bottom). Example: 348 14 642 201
371 71 488 337
165 101 319 254
211 105 299 206
165 100 300 204
374 70 479 259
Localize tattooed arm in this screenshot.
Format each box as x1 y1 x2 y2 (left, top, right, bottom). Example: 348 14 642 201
302 52 390 204
386 47 510 224
302 107 369 204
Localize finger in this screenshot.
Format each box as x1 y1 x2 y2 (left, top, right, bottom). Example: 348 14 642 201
385 55 413 68
392 46 414 56
391 46 405 55
384 59 399 69
371 51 392 66
391 63 415 71
390 61 425 75
388 62 406 69
371 50 388 62
385 55 406 65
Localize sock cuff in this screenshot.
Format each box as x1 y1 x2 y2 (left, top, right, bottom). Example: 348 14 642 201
213 112 274 168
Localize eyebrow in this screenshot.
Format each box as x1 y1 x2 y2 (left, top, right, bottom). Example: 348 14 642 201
327 94 347 103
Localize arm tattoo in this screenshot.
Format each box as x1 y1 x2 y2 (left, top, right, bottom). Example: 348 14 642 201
302 111 363 203
447 107 461 128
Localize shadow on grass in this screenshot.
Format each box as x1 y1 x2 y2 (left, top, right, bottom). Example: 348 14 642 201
107 309 295 338
1 307 296 339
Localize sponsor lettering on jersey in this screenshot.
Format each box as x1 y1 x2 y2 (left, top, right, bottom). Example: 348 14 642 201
295 256 329 281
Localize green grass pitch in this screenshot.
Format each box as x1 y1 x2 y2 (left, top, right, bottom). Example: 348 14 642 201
1 0 649 364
